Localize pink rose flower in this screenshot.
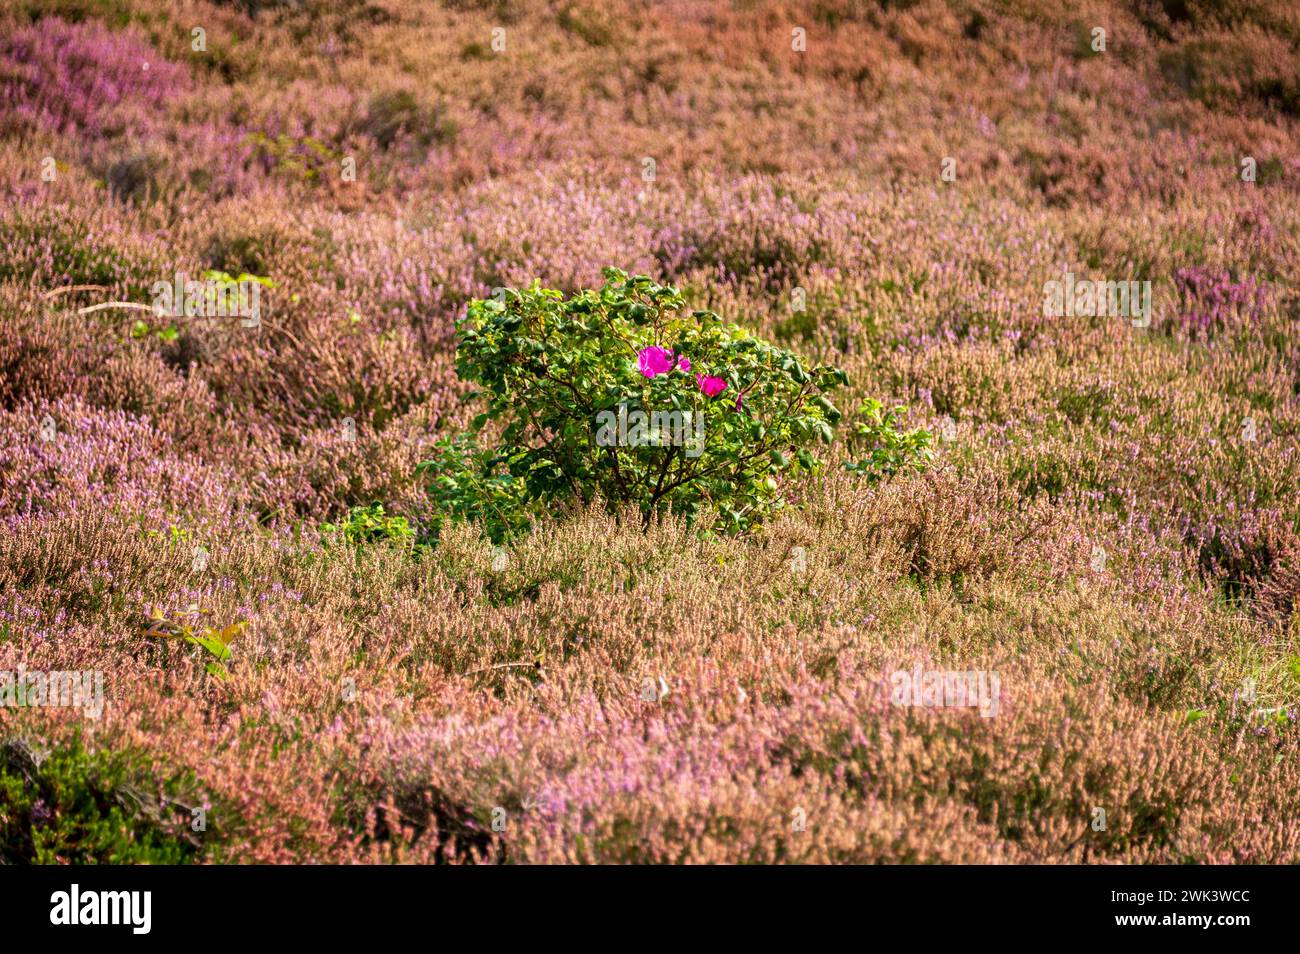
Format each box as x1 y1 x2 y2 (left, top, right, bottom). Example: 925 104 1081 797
638 346 674 378
676 355 691 372
697 374 727 397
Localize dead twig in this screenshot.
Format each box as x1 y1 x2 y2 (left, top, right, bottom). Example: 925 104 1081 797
76 301 157 315
42 284 107 299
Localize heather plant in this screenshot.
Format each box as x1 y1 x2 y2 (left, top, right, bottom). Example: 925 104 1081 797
1169 265 1269 340
421 268 849 537
0 17 189 138
0 202 172 297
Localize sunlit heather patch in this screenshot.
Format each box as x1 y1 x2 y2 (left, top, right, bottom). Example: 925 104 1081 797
0 17 191 138
0 398 242 530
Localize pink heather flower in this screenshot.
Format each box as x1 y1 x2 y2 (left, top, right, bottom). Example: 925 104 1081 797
676 355 691 372
638 346 674 378
697 375 727 397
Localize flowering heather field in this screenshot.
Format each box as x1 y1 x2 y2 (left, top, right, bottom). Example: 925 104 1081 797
1 0 1299 866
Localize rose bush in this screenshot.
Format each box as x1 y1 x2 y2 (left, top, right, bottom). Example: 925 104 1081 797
421 268 896 539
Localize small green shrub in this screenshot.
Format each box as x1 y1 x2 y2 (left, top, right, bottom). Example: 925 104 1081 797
203 225 287 275
246 132 343 183
557 3 617 47
102 150 169 203
420 268 856 538
844 399 933 482
140 607 245 681
360 90 458 151
321 503 414 545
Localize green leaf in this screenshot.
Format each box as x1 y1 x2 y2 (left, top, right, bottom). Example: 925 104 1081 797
205 662 231 682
